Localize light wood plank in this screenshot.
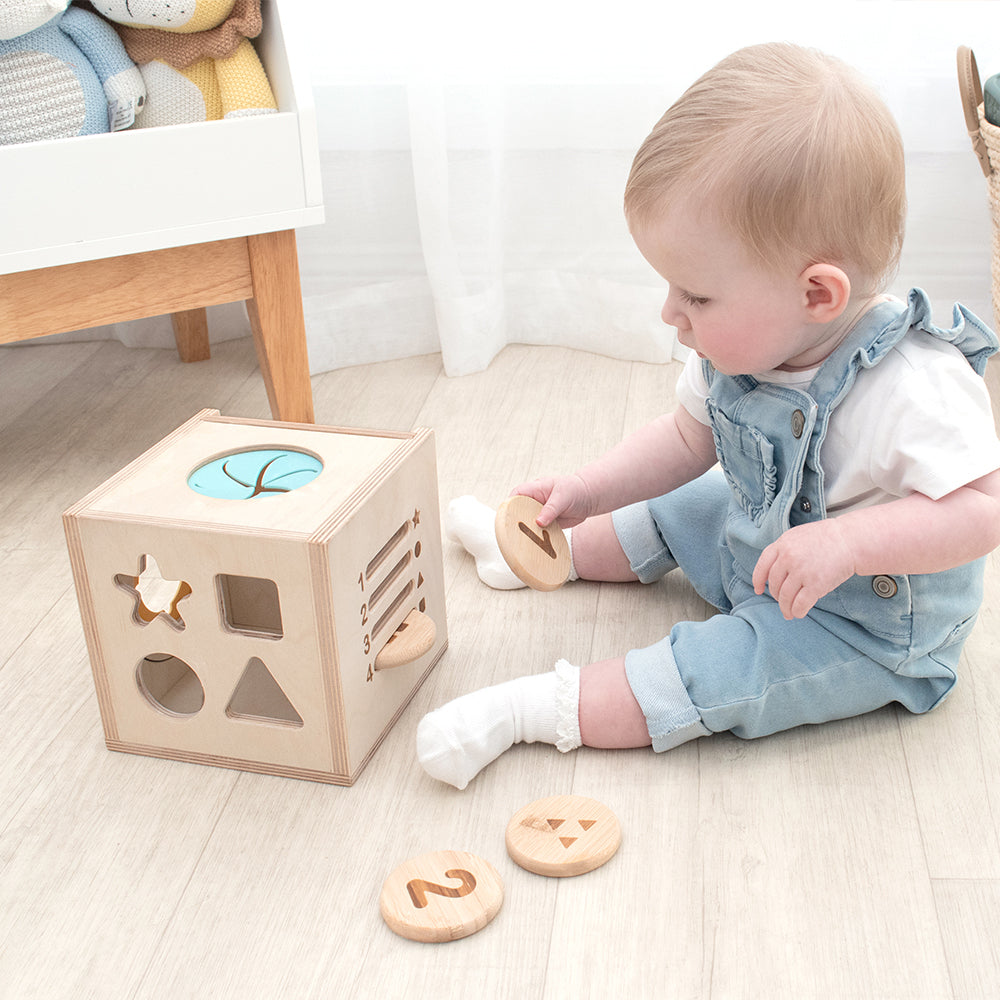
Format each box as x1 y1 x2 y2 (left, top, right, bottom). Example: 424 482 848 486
898 566 1000 879
935 879 1000 999
692 717 951 998
0 341 103 432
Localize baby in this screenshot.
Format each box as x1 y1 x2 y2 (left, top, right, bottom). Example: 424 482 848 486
417 42 1000 789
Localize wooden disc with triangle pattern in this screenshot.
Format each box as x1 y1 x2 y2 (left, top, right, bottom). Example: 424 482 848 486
505 795 621 877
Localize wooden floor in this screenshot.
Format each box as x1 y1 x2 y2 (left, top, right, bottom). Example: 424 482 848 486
2 333 999 999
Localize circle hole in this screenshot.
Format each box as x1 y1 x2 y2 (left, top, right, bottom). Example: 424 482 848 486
137 653 205 717
187 448 323 499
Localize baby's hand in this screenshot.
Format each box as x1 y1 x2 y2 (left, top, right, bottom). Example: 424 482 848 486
752 520 856 619
513 474 595 528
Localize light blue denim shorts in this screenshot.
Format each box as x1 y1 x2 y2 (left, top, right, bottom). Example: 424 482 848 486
611 472 958 752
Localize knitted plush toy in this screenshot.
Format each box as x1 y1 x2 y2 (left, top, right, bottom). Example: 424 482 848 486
0 0 145 145
91 0 278 128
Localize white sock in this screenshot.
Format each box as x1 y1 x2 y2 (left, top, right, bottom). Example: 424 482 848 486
416 660 583 789
445 495 577 590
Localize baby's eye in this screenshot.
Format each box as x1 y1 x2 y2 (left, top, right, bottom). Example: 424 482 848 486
680 291 710 307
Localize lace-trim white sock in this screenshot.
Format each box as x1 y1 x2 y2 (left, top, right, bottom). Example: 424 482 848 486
416 660 583 789
444 495 577 590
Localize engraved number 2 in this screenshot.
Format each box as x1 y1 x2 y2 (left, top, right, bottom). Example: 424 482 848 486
406 869 477 909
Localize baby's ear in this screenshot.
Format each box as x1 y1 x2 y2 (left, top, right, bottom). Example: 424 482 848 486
800 264 851 322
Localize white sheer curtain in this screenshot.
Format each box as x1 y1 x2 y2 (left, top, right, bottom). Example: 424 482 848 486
297 0 1000 375
23 1 1000 374
297 78 675 375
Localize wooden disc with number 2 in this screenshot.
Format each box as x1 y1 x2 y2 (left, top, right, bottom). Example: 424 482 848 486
380 851 504 943
495 495 571 591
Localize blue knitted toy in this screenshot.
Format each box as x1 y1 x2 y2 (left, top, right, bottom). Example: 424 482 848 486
0 1 145 145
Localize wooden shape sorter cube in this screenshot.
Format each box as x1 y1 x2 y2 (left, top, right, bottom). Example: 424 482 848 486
62 409 447 785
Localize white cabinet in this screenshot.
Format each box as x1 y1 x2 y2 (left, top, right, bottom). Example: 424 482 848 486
0 1 324 423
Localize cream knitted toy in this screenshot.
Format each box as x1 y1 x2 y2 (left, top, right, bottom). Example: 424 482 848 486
92 0 278 127
0 0 145 145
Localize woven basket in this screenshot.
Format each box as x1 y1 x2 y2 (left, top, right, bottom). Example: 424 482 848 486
958 45 1000 324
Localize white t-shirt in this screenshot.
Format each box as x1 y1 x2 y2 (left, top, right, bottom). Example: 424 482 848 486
676 330 1000 515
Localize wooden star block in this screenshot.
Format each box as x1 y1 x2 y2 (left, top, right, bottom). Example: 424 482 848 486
115 554 192 628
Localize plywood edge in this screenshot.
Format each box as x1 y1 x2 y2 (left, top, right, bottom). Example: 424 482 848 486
104 741 353 785
205 413 417 441
310 429 436 545
347 640 447 783
62 515 119 741
62 409 220 517
67 510 313 541
308 540 350 775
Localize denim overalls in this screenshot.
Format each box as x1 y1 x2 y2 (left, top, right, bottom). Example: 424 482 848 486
613 289 998 752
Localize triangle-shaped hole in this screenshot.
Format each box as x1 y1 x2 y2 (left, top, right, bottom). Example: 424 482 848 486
226 657 303 728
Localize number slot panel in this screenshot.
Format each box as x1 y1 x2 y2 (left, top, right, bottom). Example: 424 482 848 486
359 518 426 677
371 580 415 643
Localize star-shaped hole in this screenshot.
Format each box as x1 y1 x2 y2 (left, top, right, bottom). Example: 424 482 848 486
115 554 192 630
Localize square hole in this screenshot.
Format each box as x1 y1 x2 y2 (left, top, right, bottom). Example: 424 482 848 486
217 574 283 638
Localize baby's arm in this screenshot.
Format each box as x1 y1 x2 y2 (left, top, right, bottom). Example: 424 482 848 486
519 405 718 528
753 468 1000 619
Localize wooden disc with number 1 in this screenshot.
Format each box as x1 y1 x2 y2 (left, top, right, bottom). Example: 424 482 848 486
495 495 571 591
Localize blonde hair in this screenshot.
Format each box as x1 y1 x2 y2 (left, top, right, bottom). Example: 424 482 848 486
624 43 906 294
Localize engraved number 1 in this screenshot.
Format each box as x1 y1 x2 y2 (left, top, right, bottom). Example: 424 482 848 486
518 520 557 559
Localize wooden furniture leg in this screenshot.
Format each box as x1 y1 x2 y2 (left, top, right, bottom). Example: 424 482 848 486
171 308 211 363
0 232 316 425
246 230 315 425
0 241 250 345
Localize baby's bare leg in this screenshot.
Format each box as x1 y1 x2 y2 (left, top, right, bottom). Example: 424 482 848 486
560 513 638 582
579 657 652 748
416 655 652 789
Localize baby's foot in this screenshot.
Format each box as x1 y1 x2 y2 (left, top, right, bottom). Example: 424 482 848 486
416 663 582 789
445 496 525 589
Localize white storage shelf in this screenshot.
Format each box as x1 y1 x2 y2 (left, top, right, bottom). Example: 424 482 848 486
0 0 324 276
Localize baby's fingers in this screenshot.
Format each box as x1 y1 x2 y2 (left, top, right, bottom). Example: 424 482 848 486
786 586 820 620
512 479 552 504
752 546 778 595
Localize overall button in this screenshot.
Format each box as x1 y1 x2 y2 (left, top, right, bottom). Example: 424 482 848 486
791 409 806 438
798 496 812 513
872 575 898 599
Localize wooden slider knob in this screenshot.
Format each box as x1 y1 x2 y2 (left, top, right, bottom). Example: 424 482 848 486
374 608 436 670
494 495 571 592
